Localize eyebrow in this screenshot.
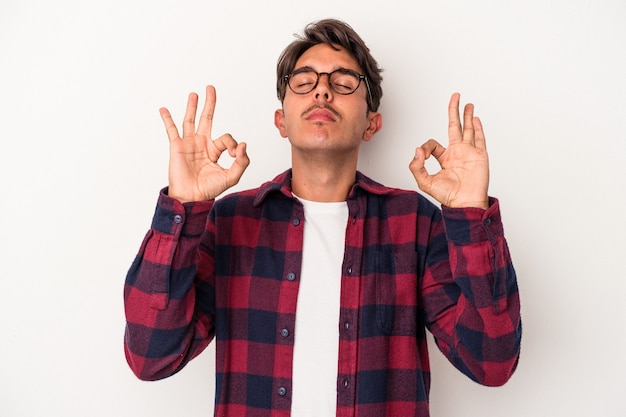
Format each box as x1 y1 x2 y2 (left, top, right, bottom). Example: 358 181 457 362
291 66 361 75
291 66 314 75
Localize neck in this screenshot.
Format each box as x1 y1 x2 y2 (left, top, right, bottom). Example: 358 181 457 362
290 154 357 202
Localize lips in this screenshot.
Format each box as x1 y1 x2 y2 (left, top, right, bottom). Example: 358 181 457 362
304 106 339 122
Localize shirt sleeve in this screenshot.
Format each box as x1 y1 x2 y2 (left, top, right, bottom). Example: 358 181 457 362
123 188 216 381
422 197 522 386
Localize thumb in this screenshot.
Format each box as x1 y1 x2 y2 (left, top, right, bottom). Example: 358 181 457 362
409 147 430 190
226 142 250 186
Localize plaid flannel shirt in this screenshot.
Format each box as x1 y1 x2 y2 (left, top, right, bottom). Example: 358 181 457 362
124 169 521 417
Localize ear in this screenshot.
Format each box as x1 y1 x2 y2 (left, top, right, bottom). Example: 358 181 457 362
274 109 288 138
362 112 382 141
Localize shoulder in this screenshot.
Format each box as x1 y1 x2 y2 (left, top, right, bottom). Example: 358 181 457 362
212 187 261 217
355 172 441 217
212 170 295 217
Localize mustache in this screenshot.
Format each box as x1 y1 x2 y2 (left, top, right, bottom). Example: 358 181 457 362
302 103 341 119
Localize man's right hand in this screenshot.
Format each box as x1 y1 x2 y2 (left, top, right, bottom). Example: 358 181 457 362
159 85 250 203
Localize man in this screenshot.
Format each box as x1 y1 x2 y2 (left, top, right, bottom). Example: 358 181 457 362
124 18 521 417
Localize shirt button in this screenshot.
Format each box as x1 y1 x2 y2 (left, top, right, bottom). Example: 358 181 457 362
344 322 350 330
278 387 287 396
173 214 183 223
292 218 300 226
347 266 352 274
484 218 492 226
343 379 350 388
280 328 289 337
287 272 296 281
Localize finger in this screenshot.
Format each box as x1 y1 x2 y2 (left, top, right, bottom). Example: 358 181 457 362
159 107 181 143
473 116 487 150
421 139 446 160
197 85 217 138
463 103 475 144
226 142 250 186
408 147 432 192
182 92 199 138
448 92 462 145
211 133 238 157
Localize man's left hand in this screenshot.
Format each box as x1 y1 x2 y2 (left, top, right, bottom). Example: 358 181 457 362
409 93 490 209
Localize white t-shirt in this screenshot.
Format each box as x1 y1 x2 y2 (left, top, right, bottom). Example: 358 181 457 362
291 196 348 417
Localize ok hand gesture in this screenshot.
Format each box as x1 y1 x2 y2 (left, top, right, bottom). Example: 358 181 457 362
160 85 250 203
409 93 489 209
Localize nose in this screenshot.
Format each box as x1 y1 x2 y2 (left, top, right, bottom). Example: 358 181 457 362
315 91 330 100
314 73 333 102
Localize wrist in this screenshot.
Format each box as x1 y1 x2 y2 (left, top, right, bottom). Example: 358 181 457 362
446 197 489 210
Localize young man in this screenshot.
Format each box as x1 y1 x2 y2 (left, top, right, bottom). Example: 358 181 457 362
124 18 521 417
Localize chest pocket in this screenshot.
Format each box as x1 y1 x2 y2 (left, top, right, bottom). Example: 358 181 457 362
376 252 419 336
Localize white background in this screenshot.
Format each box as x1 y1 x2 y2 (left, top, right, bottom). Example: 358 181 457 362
1 1 625 416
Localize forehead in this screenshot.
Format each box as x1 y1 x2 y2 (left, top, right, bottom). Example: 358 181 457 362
294 43 362 72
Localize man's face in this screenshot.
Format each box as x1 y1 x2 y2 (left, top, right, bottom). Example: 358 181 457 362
274 43 381 156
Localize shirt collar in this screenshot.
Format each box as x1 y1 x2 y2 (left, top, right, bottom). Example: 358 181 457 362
253 169 394 206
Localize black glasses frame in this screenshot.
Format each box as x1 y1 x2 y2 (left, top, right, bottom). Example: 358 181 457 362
282 68 374 111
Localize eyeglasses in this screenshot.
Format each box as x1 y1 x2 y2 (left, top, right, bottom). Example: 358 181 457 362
283 67 373 110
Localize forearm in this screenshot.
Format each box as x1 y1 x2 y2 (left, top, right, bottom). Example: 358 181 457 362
424 198 522 386
123 189 216 380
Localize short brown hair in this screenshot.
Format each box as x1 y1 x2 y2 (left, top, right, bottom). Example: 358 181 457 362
276 19 383 112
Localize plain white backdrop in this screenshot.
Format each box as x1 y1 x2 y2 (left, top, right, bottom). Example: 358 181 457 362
1 0 625 416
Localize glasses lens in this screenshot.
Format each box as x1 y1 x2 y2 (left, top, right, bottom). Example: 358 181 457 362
329 70 360 94
289 71 318 94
